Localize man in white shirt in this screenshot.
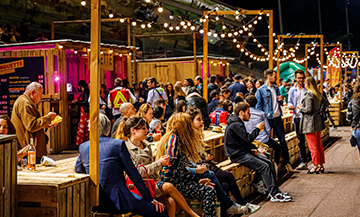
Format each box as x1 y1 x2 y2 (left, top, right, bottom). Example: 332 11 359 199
288 69 307 170
147 77 168 107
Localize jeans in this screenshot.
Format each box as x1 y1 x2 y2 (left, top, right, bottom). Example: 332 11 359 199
352 130 360 160
196 171 234 210
326 111 336 126
294 118 307 163
268 116 290 165
215 170 247 206
231 153 279 196
265 138 281 164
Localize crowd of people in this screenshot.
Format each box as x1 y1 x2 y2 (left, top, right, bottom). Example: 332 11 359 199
2 66 358 217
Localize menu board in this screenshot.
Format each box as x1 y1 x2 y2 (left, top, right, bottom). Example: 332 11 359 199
0 57 45 115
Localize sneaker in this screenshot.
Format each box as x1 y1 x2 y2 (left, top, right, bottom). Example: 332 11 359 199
246 203 261 214
226 203 248 215
251 180 268 195
278 189 291 197
296 162 307 170
331 126 337 131
270 193 292 202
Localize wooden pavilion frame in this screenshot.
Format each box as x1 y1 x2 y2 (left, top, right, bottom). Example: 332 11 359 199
202 9 274 101
276 34 324 90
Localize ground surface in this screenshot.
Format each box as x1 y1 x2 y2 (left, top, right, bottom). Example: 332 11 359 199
249 126 360 217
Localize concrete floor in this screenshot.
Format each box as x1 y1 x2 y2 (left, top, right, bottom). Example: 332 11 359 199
249 126 360 217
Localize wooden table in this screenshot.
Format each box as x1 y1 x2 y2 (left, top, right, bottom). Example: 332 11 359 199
17 155 91 217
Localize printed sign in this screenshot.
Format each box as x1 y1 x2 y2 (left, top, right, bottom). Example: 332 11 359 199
0 57 45 115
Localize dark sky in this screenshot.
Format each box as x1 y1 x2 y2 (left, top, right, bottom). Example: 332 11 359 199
222 0 359 51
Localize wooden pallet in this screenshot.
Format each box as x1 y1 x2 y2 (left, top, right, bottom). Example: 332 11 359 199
0 135 17 217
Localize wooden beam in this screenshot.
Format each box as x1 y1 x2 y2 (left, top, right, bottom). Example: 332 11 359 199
134 33 194 38
127 19 131 47
268 10 274 69
320 35 324 93
193 33 197 77
305 44 309 75
276 35 280 86
51 21 55 40
90 0 101 207
206 9 272 16
53 18 126 24
280 35 322 39
203 12 209 102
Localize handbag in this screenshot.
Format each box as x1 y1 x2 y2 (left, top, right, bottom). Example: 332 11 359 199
125 164 157 198
350 135 358 147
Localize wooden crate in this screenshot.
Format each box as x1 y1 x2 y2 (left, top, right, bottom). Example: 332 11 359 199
17 172 91 217
0 135 18 217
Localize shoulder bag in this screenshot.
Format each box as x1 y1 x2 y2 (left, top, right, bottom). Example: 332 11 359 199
124 164 157 198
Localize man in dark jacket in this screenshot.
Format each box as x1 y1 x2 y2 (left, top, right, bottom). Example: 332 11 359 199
186 87 211 129
76 113 167 216
208 90 220 114
207 75 221 102
194 76 203 96
228 74 249 102
224 102 292 202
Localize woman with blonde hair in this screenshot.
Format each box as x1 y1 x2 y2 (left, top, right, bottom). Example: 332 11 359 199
300 76 328 174
156 113 217 217
137 103 161 142
116 116 199 217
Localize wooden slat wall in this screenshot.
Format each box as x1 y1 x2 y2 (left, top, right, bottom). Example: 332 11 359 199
0 136 17 217
136 61 196 85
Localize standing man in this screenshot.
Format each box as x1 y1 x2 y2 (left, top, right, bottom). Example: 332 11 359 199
279 80 289 103
12 82 57 163
228 74 248 102
147 77 168 107
207 75 220 102
109 78 137 121
194 76 203 96
255 69 294 172
288 69 307 170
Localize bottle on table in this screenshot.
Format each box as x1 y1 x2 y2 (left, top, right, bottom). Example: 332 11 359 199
28 138 36 171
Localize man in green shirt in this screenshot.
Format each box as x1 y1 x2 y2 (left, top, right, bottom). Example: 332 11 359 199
279 80 288 103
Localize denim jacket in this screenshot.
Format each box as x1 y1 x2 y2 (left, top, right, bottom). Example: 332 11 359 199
255 84 283 119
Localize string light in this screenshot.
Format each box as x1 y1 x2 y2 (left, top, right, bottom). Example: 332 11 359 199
81 0 86 6
141 23 146 28
169 25 174 31
147 23 152 28
190 25 196 31
164 23 168 28
213 32 218 38
145 0 150 3
175 26 180 30
169 11 174 20
109 10 113 18
120 17 125 23
215 16 220 21
132 21 137 26
157 3 163 13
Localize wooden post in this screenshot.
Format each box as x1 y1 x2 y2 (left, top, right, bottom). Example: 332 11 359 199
305 44 309 75
132 36 136 83
193 33 197 76
357 52 359 82
127 19 131 47
203 12 209 102
90 0 101 207
268 10 274 69
320 35 324 93
51 21 55 40
276 35 281 86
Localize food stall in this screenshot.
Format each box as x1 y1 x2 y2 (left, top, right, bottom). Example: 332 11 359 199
0 40 138 153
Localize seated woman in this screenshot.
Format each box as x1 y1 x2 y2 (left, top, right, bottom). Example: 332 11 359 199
149 106 165 135
116 116 199 217
0 115 27 162
173 100 186 114
186 107 260 214
137 103 161 142
156 113 219 217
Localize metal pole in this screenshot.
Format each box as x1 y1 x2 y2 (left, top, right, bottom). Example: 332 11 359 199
317 0 323 34
277 0 284 34
320 35 324 93
345 0 351 50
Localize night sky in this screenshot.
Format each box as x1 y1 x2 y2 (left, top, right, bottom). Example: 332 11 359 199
222 0 360 51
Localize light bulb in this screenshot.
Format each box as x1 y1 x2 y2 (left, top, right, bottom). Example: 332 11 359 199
233 39 237 42
234 31 238 35
158 6 163 13
254 20 258 25
109 10 113 18
169 26 174 31
253 38 257 42
241 48 244 52
245 52 249 56
59 45 63 49
164 23 168 28
187 22 191 26
169 12 174 20
207 32 212 36
175 26 180 30
141 24 146 28
183 25 187 29
236 16 240 20
74 51 78 54
215 16 220 21
244 27 248 31
190 26 196 31
81 0 86 6
100 51 103 54
275 39 278 43
248 24 252 28
221 33 225 38
257 44 261 47
258 16 262 20
180 21 185 26
145 0 150 3
199 29 204 34
222 25 226 29
132 21 137 26
236 44 240 48
120 18 125 23
228 33 232 37
213 32 218 38
147 23 152 28
239 30 243 34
